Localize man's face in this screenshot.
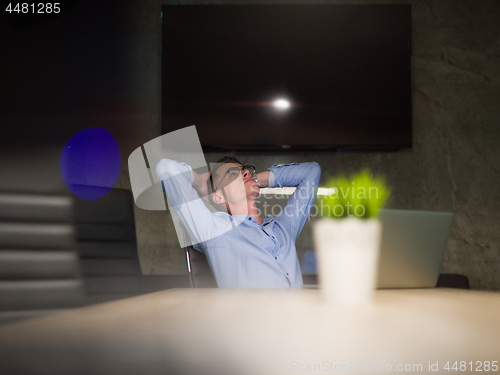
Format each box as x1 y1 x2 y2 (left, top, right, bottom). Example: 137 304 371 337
212 163 259 207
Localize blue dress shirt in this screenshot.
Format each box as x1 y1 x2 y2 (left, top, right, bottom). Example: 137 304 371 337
156 160 321 288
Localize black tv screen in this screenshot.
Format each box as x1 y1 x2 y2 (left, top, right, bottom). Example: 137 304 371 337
161 4 412 151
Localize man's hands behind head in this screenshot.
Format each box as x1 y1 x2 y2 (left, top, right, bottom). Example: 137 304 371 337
192 171 211 203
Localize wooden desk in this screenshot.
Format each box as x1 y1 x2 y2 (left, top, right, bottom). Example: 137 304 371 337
1 288 499 375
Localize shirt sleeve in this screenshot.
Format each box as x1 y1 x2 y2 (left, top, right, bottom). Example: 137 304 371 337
267 171 275 188
155 159 238 247
268 162 321 241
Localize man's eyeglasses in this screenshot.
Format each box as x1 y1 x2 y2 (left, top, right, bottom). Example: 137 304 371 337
214 165 257 192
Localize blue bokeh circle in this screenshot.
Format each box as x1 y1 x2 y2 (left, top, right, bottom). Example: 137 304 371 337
60 127 122 201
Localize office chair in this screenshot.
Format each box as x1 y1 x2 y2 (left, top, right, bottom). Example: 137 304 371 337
184 245 218 288
74 187 189 304
74 188 142 276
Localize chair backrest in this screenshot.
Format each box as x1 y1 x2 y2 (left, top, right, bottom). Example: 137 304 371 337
185 246 217 288
74 187 191 301
73 187 146 300
73 187 142 277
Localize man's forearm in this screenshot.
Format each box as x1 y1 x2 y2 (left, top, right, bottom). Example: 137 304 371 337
269 162 320 188
191 170 201 189
256 171 270 188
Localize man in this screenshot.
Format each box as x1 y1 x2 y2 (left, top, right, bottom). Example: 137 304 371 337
156 157 321 288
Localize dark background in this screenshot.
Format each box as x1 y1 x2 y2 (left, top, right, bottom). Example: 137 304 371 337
1 0 135 146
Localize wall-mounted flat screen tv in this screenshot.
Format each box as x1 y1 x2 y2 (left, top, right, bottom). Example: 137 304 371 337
161 4 412 151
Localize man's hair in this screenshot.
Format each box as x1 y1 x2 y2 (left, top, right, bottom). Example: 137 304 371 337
207 156 243 211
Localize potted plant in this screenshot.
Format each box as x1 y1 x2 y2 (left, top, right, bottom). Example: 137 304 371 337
313 169 391 304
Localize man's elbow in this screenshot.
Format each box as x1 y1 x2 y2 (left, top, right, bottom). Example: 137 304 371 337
309 162 322 183
310 161 321 171
155 158 185 180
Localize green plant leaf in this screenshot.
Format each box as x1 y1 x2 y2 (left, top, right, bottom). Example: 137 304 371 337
319 169 391 219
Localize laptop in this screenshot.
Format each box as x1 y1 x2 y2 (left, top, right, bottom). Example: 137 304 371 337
305 209 454 289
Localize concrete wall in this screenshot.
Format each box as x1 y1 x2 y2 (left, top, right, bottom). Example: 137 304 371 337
2 0 499 289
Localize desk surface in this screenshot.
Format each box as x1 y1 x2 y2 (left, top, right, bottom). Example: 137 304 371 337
1 288 499 375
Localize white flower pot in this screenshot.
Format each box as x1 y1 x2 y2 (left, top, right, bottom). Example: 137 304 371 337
312 217 382 304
